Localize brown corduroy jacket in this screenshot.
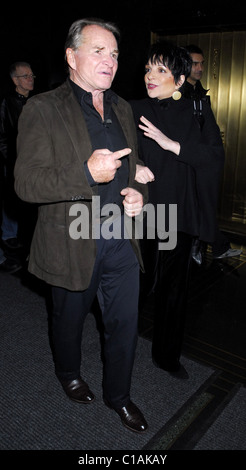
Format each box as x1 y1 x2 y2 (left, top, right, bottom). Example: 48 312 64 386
15 80 147 291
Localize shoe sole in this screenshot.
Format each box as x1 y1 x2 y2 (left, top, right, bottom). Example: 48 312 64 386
104 399 148 433
65 394 95 404
0 265 22 274
120 419 148 433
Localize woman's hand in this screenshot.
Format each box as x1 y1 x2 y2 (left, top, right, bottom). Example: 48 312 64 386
120 187 144 217
135 164 155 183
139 116 181 155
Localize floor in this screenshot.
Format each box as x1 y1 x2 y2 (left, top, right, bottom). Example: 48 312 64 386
138 231 246 443
2 229 245 450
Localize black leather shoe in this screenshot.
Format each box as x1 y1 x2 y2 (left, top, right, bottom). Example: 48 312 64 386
0 259 22 274
2 238 23 250
105 400 148 433
60 377 95 404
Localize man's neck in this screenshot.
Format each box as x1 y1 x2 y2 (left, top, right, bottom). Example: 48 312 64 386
16 87 29 98
187 77 197 88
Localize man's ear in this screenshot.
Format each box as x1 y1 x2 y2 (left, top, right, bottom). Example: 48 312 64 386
12 76 18 87
66 48 76 70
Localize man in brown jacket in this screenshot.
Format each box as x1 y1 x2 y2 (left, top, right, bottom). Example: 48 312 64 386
14 18 148 433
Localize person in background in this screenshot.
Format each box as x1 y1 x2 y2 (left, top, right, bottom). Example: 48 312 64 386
0 61 36 268
181 45 242 264
14 18 148 433
0 138 20 272
131 41 225 378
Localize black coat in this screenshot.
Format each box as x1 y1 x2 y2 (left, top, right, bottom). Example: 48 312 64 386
0 91 28 163
0 91 28 206
181 80 210 104
130 96 225 243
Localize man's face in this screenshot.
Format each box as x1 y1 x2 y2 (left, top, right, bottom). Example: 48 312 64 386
189 53 204 84
66 25 119 93
12 66 35 95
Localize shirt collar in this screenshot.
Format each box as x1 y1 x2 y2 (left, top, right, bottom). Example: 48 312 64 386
68 78 118 106
14 90 28 101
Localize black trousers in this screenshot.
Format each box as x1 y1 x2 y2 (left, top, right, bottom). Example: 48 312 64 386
51 221 139 409
140 232 193 371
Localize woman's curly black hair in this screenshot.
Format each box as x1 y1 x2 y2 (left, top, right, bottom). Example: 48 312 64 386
146 40 192 84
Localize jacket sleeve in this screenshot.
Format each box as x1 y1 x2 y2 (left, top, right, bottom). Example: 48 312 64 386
178 102 225 174
177 102 225 243
14 97 94 204
0 98 8 161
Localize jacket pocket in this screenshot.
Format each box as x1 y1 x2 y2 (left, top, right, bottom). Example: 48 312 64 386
33 220 68 275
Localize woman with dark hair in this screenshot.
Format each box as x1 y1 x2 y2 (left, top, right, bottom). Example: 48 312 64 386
131 41 225 378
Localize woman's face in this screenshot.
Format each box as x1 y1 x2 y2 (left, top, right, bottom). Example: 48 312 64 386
144 60 183 100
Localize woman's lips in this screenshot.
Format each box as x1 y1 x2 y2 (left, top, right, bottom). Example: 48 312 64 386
147 83 157 89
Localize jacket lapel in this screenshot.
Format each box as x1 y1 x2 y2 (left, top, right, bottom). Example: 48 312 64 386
54 80 92 165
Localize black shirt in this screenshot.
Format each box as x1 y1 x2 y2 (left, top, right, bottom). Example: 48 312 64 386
69 79 129 212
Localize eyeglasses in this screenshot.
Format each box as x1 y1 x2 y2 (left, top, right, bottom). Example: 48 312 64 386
15 74 36 79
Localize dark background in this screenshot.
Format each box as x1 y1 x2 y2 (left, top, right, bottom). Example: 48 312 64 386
1 2 245 100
